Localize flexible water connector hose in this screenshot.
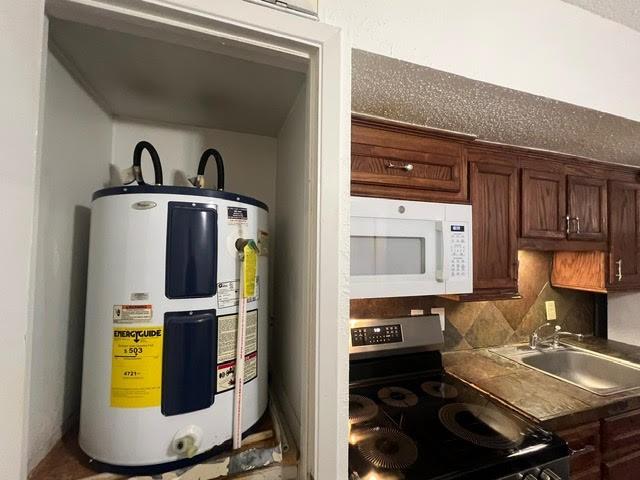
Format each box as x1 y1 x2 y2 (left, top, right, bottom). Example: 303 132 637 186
195 148 225 190
132 141 163 186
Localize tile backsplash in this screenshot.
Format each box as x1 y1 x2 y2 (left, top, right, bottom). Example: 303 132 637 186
350 251 596 350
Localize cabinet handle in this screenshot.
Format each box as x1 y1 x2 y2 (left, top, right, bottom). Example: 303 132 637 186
565 215 572 235
575 216 580 234
569 445 590 456
386 162 414 172
616 259 623 282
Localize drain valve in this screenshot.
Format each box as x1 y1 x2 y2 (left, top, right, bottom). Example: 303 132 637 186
172 425 203 458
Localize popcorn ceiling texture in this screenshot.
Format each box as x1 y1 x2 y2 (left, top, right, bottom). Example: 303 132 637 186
350 251 596 351
352 49 640 166
561 0 640 33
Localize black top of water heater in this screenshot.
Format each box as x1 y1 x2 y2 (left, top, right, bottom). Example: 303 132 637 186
92 185 269 211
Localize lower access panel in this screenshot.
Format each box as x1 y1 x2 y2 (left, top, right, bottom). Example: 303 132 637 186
162 310 216 416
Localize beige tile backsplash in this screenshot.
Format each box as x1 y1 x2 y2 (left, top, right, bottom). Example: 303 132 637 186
350 251 595 351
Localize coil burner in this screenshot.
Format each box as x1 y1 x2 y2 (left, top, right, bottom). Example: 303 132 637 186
356 427 419 470
438 403 525 450
420 381 459 399
377 387 418 408
349 395 380 424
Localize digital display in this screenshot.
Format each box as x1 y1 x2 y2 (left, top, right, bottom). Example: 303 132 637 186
373 327 381 333
451 225 465 232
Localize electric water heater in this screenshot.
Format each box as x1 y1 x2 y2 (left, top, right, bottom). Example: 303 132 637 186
79 144 269 467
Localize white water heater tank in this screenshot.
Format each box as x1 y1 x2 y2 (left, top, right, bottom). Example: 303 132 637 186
79 184 269 467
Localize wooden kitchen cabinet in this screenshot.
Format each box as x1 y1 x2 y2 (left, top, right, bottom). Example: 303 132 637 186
602 450 640 480
348 114 640 298
468 151 519 297
521 168 567 240
351 115 468 203
552 180 640 293
601 409 640 479
567 176 608 242
602 409 640 457
608 181 640 290
557 409 640 480
559 422 601 480
551 250 607 293
520 164 609 253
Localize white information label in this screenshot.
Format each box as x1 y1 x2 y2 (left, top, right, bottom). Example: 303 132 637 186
217 310 258 364
217 279 258 309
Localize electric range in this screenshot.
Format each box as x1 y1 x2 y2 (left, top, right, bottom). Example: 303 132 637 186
348 316 570 480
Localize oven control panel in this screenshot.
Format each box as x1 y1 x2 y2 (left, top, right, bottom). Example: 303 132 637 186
349 315 443 359
351 324 402 346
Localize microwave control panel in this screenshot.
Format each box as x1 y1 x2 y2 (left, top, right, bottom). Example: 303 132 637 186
449 224 468 278
351 324 403 346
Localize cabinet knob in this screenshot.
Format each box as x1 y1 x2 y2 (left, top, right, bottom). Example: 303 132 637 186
569 445 589 456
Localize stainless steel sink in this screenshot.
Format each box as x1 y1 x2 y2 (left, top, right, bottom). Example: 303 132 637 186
491 345 640 396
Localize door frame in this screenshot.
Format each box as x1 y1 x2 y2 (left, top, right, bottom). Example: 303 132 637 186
25 1 350 478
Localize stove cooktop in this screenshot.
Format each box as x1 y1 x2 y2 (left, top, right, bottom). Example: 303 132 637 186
348 372 568 480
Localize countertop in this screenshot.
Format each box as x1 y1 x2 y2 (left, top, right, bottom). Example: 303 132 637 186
443 337 640 431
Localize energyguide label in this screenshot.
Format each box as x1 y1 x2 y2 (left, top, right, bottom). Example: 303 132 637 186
111 326 163 408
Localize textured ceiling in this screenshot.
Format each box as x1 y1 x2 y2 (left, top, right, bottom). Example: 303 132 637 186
352 49 640 166
561 0 640 32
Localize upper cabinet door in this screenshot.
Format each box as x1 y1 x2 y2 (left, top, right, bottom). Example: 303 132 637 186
351 117 467 203
469 153 519 293
608 181 640 289
567 176 607 242
521 168 566 240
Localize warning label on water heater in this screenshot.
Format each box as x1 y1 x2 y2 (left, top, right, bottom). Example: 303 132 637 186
111 326 163 408
113 304 152 323
216 310 258 393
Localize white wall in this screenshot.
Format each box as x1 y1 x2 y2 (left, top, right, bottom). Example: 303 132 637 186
28 53 113 471
319 0 640 122
608 293 640 345
0 1 46 478
271 88 308 445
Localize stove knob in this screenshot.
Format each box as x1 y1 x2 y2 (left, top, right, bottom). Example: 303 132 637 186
523 475 537 480
540 469 562 480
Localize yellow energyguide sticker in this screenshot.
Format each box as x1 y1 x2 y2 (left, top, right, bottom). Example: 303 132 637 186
111 326 163 408
243 242 258 297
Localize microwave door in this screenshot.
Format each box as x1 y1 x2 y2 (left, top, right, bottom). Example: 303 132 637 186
350 217 444 298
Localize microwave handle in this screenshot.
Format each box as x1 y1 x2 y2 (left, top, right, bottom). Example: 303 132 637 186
436 221 448 283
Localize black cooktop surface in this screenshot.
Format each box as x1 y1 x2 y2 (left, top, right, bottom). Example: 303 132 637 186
348 372 568 480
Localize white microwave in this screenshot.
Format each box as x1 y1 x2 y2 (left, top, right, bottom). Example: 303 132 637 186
350 197 473 299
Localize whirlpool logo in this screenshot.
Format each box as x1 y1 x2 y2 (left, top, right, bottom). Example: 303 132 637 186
114 329 162 343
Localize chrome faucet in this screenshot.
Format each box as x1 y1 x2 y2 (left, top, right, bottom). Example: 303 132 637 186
529 322 584 350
